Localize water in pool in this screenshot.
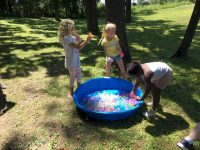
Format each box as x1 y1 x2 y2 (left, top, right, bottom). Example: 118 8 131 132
80 90 139 112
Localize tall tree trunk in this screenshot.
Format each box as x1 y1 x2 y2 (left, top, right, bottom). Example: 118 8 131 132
64 7 68 17
8 0 13 15
126 0 132 23
0 0 7 16
71 1 78 18
105 0 131 62
84 0 99 34
78 0 85 18
52 0 61 21
172 0 200 58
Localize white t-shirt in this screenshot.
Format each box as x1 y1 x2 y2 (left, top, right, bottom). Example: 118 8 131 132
63 35 80 69
145 62 172 81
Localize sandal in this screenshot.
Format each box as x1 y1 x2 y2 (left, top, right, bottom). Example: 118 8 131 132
143 110 156 118
146 102 153 106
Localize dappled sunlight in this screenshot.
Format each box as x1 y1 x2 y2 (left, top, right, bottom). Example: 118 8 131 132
41 100 146 149
42 76 69 98
145 111 189 136
0 3 200 149
127 19 185 60
1 132 38 150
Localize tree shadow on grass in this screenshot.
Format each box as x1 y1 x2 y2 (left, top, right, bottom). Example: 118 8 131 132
1 17 200 125
33 52 67 77
7 17 59 35
42 103 148 149
0 50 66 79
0 17 190 78
1 132 37 150
6 17 89 38
127 19 188 61
162 71 200 122
75 105 147 130
0 101 16 115
145 109 189 136
126 18 200 123
0 18 100 79
157 55 200 123
1 16 198 76
0 24 23 37
42 100 188 149
0 86 16 115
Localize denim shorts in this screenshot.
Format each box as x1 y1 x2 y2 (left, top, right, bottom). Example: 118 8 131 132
106 55 122 62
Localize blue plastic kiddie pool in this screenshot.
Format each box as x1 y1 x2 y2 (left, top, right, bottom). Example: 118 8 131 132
73 77 144 121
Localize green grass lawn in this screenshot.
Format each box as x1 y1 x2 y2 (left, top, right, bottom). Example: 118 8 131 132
0 3 200 150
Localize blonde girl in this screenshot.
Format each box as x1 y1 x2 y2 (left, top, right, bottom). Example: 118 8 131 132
100 23 126 79
58 19 93 98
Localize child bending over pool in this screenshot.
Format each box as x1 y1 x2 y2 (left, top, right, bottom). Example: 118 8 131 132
127 61 173 118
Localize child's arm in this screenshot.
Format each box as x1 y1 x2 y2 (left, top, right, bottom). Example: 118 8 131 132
116 42 124 57
140 71 154 100
72 30 84 43
69 33 93 50
130 76 141 100
140 76 151 100
103 46 109 56
133 76 141 94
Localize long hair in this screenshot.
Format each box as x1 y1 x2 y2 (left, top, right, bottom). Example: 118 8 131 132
58 19 75 46
98 23 116 45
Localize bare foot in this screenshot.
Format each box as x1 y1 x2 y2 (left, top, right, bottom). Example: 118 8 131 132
67 94 73 99
0 110 3 116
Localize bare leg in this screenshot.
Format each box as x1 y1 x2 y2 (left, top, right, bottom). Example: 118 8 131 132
143 84 161 117
116 59 126 79
177 123 200 149
106 61 112 77
151 85 162 111
77 82 81 87
68 69 75 99
186 123 200 141
77 68 82 87
68 87 74 97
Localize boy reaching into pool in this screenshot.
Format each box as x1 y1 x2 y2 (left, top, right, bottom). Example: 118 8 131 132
99 23 126 79
127 61 173 118
58 19 93 99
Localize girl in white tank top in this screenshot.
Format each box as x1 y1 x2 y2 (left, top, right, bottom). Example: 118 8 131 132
145 62 172 81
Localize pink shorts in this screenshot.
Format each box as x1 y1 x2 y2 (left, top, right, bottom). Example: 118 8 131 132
68 68 82 87
152 70 173 89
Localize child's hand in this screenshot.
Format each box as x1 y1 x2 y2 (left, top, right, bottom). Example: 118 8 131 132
130 91 141 100
87 32 93 41
106 57 113 63
120 51 124 58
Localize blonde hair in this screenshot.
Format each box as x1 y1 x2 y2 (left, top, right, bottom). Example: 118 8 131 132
58 19 79 46
99 23 116 45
